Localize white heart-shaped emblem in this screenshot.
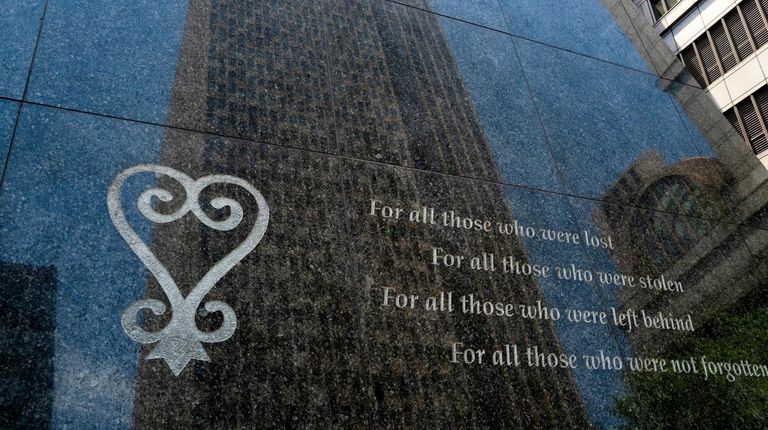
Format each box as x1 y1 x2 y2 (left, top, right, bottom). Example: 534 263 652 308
107 164 269 375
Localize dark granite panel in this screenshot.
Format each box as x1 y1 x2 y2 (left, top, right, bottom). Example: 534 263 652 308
0 105 361 428
567 194 768 427
601 0 683 79
568 197 768 427
0 262 56 429
4 1 768 429
499 0 651 72
598 0 768 224
0 0 45 99
497 185 629 428
28 0 342 153
132 134 361 429
568 196 755 350
167 0 338 153
661 72 768 231
0 104 171 428
343 158 592 428
342 156 768 428
327 0 497 181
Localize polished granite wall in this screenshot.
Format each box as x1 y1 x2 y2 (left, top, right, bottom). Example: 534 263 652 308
2 0 768 429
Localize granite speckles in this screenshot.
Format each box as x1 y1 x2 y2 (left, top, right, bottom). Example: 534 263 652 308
499 0 651 72
3 0 768 428
0 0 45 99
27 0 188 122
0 100 18 179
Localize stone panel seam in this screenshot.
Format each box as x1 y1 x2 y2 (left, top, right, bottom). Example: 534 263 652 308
0 0 49 195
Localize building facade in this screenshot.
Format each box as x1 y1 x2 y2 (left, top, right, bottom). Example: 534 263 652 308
635 0 768 166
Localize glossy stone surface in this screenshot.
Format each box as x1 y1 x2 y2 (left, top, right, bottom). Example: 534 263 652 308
0 0 45 99
27 0 188 122
326 2 563 190
0 105 356 427
346 167 591 427
0 106 168 427
430 0 507 31
515 39 723 212
3 0 768 428
0 100 18 177
499 0 651 72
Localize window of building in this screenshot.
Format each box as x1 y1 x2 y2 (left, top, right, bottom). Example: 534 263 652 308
680 0 768 87
651 0 682 21
724 85 768 155
633 176 716 273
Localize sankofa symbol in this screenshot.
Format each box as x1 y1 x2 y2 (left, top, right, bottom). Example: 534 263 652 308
107 164 269 376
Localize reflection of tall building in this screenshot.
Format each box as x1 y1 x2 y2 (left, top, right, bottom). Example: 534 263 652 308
595 151 767 355
634 0 768 167
0 261 57 428
132 0 590 427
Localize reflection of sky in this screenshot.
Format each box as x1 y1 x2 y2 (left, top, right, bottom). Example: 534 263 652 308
515 39 707 199
0 1 725 429
0 100 19 176
437 18 564 193
0 2 187 428
435 3 698 426
429 0 507 31
503 188 629 429
497 0 651 72
27 0 188 123
0 106 162 428
0 0 45 98
435 2 711 203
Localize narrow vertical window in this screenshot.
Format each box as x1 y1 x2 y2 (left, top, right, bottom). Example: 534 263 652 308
753 87 768 153
726 9 755 59
666 0 682 10
681 45 707 87
737 95 768 154
710 22 738 72
696 38 722 82
742 0 768 47
724 109 745 140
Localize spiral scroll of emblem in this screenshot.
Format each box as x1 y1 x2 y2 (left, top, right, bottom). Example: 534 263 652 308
107 164 269 376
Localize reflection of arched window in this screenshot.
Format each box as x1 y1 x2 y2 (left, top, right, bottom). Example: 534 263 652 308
632 176 718 272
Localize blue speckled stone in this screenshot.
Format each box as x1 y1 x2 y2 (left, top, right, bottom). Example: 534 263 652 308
0 104 165 428
430 0 508 31
0 0 45 99
437 17 563 192
27 0 188 123
499 0 651 72
516 39 706 207
0 100 19 178
2 1 768 429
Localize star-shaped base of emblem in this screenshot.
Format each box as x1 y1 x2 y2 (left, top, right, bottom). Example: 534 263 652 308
146 336 211 376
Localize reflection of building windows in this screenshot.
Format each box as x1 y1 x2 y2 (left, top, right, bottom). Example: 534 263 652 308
641 175 719 219
651 0 682 20
633 176 715 271
680 0 768 87
724 85 768 156
593 151 730 276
